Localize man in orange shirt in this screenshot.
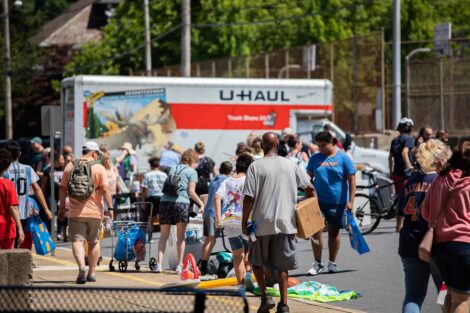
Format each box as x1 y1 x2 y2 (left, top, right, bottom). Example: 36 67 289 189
59 142 113 284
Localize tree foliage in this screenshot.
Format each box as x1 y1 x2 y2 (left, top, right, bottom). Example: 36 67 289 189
0 0 75 137
67 0 470 75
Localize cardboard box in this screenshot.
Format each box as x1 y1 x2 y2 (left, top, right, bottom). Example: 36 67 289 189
295 197 324 239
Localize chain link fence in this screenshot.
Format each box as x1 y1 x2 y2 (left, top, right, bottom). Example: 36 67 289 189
406 53 470 135
382 39 470 136
150 33 384 134
148 35 470 136
0 286 248 313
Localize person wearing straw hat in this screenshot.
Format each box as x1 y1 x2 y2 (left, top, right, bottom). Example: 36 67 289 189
116 142 138 182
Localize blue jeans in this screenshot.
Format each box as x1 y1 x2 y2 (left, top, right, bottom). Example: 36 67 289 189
401 257 442 313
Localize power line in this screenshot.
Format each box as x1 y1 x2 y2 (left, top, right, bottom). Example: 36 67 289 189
12 0 380 76
30 23 183 76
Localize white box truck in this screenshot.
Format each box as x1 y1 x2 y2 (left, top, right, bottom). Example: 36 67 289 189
60 75 388 173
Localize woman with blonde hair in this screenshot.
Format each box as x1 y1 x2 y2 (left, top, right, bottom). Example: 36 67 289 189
396 139 451 313
156 149 205 273
422 141 470 313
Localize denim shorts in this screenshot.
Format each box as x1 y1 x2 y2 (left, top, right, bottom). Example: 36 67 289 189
318 202 347 228
433 241 470 294
228 235 249 251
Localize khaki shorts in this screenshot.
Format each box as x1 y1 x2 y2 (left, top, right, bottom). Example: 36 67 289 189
68 217 102 243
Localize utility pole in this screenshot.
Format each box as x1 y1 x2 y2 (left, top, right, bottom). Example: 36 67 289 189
143 0 152 76
181 0 191 77
392 0 401 127
2 0 13 139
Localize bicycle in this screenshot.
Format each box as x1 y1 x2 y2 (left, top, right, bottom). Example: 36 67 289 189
353 169 402 235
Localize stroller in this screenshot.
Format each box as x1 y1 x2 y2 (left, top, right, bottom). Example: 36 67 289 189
109 202 157 272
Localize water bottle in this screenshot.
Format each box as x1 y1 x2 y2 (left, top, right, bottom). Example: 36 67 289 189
369 138 376 149
342 211 350 230
247 222 257 242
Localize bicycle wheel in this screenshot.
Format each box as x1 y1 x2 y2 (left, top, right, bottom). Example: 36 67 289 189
354 194 381 235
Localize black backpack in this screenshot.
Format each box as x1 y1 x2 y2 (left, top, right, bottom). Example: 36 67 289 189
196 156 215 183
162 165 186 196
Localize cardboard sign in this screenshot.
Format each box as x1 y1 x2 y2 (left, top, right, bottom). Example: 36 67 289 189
295 197 324 239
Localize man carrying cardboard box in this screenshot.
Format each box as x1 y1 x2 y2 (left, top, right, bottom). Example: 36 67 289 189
306 131 356 275
242 132 315 313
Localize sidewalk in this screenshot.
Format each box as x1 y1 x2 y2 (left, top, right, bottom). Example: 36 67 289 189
33 248 365 313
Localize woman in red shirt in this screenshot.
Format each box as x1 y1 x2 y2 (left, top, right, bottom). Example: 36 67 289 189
0 149 24 249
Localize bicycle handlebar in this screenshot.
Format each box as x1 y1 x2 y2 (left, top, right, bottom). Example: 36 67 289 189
356 183 378 190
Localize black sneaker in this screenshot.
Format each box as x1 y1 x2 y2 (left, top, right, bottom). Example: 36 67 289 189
276 303 289 313
76 267 87 284
86 274 96 282
257 295 275 313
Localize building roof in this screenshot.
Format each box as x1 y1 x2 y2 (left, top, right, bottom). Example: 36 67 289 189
30 0 121 48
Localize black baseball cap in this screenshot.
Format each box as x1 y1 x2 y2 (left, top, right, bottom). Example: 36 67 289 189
6 140 21 152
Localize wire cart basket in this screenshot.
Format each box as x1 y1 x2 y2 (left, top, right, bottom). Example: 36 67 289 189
109 202 157 272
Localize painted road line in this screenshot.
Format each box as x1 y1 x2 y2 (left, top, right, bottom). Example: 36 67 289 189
34 266 77 271
34 253 259 311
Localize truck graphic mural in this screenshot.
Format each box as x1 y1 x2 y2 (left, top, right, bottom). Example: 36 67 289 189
61 76 333 167
83 88 175 151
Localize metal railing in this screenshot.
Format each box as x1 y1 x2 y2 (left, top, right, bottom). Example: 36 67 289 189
0 286 248 313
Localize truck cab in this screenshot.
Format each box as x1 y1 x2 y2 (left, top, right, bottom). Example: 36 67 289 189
306 120 390 175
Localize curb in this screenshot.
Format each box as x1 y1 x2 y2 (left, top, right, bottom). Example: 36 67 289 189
35 248 365 313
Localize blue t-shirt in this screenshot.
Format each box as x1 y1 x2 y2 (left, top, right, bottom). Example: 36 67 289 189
159 150 181 169
161 164 198 204
398 172 437 259
307 150 356 205
203 175 228 218
390 134 414 176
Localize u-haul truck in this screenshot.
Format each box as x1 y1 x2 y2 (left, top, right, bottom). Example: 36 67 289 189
60 75 333 168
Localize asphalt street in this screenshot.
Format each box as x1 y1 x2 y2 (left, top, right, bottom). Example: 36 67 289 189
58 219 442 313
289 220 441 313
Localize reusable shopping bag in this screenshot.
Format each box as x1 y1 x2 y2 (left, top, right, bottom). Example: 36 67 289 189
346 211 370 255
29 215 55 255
114 225 146 261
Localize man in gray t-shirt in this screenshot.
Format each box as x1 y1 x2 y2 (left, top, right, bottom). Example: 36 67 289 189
242 132 314 313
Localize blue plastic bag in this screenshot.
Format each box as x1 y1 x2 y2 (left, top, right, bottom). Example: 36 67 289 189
346 211 370 255
29 215 55 255
114 225 146 261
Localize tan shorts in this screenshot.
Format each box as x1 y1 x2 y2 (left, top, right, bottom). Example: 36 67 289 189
68 217 102 243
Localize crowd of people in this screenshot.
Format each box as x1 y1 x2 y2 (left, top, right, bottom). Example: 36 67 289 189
0 119 467 313
390 118 469 313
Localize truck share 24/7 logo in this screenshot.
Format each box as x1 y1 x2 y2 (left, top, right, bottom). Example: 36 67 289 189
219 89 291 127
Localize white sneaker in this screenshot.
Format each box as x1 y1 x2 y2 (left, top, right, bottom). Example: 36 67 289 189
307 262 324 276
175 265 183 274
328 260 338 273
154 263 163 273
